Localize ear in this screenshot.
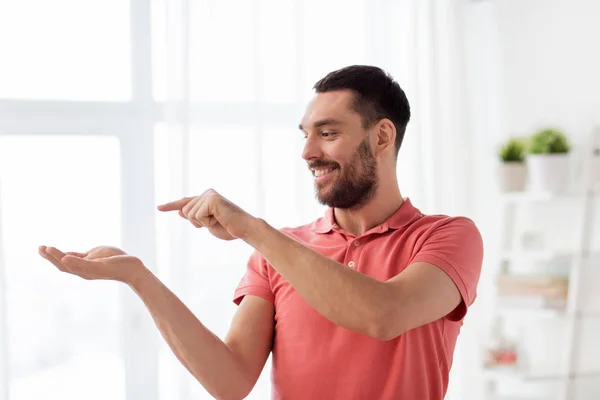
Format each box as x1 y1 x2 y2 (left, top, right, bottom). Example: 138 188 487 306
372 118 396 157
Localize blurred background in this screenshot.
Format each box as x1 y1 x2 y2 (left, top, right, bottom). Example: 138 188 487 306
0 0 599 399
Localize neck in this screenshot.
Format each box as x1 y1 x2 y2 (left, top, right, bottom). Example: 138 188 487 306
333 175 404 237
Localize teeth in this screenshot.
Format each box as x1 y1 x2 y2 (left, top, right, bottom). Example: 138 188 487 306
313 168 333 177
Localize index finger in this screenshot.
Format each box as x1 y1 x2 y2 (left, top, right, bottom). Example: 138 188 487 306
157 197 194 212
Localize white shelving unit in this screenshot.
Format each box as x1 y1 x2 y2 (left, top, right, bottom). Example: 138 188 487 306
483 127 600 400
0 183 8 400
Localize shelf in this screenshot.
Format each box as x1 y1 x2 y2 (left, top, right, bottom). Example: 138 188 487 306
482 366 560 381
491 397 549 400
489 130 600 400
482 366 600 382
501 192 584 203
496 304 566 318
500 250 575 263
495 305 600 319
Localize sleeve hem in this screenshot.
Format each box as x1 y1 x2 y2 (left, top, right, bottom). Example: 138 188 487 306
233 285 275 306
411 252 471 307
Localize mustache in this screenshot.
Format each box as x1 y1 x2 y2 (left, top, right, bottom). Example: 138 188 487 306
308 160 340 170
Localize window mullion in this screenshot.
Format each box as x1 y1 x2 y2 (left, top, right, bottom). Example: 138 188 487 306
122 1 159 400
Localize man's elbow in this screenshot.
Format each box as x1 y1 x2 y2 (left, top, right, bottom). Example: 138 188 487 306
210 386 252 400
367 323 405 341
202 375 254 400
364 309 407 341
214 391 251 400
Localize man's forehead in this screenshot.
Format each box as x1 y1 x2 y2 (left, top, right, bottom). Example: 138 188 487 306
301 91 354 128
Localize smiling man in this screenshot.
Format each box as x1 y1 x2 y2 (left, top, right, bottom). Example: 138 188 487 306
39 65 483 400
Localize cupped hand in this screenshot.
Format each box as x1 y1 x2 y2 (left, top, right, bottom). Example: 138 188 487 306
38 245 146 284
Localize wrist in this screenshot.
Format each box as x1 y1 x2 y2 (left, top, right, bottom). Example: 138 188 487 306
242 217 270 248
125 261 152 290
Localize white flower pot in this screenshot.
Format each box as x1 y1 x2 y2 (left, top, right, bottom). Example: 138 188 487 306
499 162 527 192
527 153 570 194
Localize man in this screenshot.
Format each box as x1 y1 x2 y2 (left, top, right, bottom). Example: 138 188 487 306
39 65 483 400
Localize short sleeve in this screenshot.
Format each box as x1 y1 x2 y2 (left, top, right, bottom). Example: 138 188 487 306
410 217 484 321
233 250 275 306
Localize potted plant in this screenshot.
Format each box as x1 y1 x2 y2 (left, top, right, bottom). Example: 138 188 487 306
527 128 571 193
498 137 527 192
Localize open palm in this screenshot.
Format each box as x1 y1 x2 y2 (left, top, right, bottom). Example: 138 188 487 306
38 245 145 283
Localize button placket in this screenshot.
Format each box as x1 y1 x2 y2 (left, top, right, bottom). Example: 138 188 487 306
346 238 364 269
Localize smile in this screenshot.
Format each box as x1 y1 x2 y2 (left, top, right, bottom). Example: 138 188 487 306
311 167 338 181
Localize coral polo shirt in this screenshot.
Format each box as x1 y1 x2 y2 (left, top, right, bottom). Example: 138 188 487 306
233 198 483 400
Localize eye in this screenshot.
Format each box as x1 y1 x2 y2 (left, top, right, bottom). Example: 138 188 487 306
321 131 336 138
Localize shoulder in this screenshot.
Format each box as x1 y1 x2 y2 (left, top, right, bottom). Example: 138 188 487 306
404 213 484 264
411 213 482 241
410 214 484 265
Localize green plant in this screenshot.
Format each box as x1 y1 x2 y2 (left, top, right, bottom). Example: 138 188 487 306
499 137 527 162
528 128 571 154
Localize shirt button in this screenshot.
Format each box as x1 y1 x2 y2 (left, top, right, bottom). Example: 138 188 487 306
348 261 355 268
353 240 360 247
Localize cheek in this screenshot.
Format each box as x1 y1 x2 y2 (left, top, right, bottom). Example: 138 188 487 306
325 144 352 164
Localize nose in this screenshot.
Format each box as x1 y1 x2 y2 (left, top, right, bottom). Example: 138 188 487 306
302 134 323 161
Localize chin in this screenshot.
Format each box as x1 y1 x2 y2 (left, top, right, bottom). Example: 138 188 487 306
315 191 333 207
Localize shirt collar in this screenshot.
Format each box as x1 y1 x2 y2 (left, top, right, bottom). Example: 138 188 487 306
310 198 421 234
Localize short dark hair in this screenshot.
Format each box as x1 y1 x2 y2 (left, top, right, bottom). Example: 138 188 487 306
313 65 411 155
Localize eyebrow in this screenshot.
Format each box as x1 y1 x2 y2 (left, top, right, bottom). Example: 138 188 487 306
298 119 342 131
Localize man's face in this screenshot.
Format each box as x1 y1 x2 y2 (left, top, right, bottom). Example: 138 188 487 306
299 90 378 209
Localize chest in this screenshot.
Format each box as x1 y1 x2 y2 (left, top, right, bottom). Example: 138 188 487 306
269 232 419 328
296 232 418 280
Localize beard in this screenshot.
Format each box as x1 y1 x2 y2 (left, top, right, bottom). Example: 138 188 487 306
311 137 378 209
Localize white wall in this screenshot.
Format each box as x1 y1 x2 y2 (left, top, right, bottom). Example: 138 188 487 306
495 0 600 144
464 0 600 399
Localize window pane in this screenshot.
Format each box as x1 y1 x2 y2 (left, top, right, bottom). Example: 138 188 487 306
188 126 260 217
258 0 298 103
0 136 125 400
0 0 131 101
151 0 168 102
299 0 369 101
262 126 314 227
189 1 255 102
187 125 258 273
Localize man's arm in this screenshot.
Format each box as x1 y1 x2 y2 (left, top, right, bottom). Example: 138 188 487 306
130 269 274 400
156 191 480 342
244 218 476 341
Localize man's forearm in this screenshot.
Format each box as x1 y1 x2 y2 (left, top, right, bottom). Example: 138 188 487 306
244 218 395 339
128 268 253 399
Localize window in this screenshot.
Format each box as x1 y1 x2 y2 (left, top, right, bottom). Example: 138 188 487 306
1 1 412 399
0 0 131 101
0 136 125 400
